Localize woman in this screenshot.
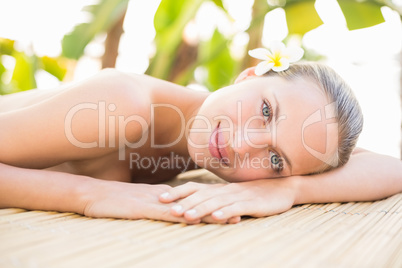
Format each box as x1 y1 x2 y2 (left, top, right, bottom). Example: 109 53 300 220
0 61 401 224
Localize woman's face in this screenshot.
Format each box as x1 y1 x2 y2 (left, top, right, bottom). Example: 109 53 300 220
187 75 338 182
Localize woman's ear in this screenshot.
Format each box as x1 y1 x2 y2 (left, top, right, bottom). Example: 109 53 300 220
234 67 257 84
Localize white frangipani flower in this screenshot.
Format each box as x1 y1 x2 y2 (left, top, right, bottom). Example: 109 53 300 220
248 41 304 75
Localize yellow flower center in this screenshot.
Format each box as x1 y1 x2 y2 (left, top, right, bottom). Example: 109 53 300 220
268 52 282 67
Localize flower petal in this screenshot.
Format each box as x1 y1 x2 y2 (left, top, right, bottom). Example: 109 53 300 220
272 58 289 72
248 48 271 60
284 46 304 62
255 61 274 76
269 41 286 54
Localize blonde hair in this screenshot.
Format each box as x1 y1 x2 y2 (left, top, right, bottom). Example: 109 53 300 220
265 62 363 172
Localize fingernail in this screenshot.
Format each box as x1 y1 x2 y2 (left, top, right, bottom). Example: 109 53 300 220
171 205 183 213
160 192 170 199
212 210 224 219
185 209 197 218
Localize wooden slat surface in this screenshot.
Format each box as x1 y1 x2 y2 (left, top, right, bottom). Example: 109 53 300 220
0 170 401 268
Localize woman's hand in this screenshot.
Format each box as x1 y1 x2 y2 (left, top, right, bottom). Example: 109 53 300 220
82 179 201 224
159 177 299 224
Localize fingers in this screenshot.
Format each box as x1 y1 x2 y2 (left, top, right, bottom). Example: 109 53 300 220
159 182 210 203
158 182 253 225
228 216 242 224
155 184 172 193
143 203 201 225
157 179 297 224
178 194 235 220
200 215 242 224
184 200 256 223
159 183 246 224
208 200 291 222
209 204 248 222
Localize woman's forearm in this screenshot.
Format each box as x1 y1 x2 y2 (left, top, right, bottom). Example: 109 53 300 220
0 162 188 223
292 150 402 205
0 163 91 214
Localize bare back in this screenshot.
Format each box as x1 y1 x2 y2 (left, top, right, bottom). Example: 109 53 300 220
0 69 201 183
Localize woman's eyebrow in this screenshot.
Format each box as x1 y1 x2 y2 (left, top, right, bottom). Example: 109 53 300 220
272 92 292 174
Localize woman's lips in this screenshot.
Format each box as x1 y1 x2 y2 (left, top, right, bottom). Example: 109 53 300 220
208 122 229 166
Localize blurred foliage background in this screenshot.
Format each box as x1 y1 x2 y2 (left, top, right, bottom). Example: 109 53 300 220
0 0 401 157
0 0 400 94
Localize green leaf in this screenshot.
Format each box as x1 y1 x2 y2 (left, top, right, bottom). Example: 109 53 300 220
147 0 204 79
154 0 186 32
200 30 238 91
0 61 5 78
337 0 385 30
211 0 224 9
62 0 129 59
153 0 204 47
284 1 323 35
40 56 68 81
10 52 37 92
0 38 15 55
0 61 6 94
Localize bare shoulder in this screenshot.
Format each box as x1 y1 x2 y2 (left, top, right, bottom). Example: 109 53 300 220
352 147 370 155
0 69 153 168
68 68 152 113
0 68 152 116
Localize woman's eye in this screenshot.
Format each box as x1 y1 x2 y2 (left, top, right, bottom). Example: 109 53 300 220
262 101 272 122
269 151 283 173
271 154 279 165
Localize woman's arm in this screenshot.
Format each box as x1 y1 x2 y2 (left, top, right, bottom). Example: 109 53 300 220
0 162 196 223
0 162 88 213
160 148 402 223
293 148 402 205
0 69 198 223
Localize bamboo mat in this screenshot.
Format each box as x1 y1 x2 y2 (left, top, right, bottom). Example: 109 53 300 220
0 170 401 268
